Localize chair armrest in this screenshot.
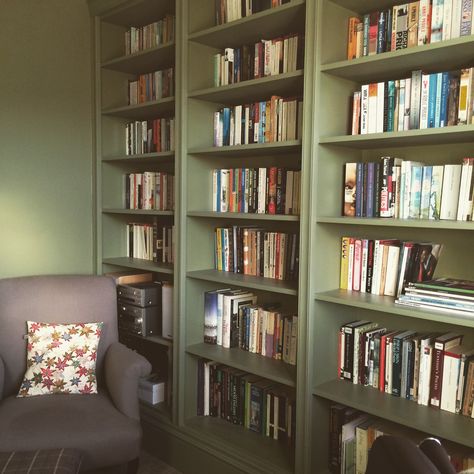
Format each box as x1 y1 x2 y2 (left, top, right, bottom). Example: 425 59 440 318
0 355 4 401
104 342 152 420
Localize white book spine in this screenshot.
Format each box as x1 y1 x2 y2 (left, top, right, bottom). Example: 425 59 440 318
419 74 430 129
383 245 401 296
442 0 454 40
376 82 385 133
451 0 463 37
360 239 368 293
440 164 462 219
361 85 369 134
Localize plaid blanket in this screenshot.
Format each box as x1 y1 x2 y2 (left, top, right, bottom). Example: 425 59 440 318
0 449 82 474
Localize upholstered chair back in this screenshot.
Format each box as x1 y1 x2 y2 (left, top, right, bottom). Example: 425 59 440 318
0 275 118 398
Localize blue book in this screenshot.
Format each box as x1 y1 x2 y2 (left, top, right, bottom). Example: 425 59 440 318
241 168 246 212
439 72 450 127
386 80 396 132
223 107 231 145
259 101 266 143
204 291 218 344
427 73 437 128
409 166 423 218
355 162 364 217
366 162 375 217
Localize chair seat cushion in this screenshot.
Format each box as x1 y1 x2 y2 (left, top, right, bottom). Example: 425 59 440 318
0 448 82 474
0 392 141 470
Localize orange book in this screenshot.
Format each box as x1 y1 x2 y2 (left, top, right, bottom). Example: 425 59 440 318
347 16 361 59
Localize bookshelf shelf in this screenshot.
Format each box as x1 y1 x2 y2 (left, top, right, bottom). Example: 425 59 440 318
315 289 474 328
102 97 175 119
321 36 474 83
188 140 302 157
316 217 474 230
102 257 174 274
320 125 474 148
102 151 175 163
188 0 305 47
188 211 299 221
102 209 175 216
187 269 298 296
101 0 175 27
186 343 296 387
313 379 474 448
189 70 304 104
101 42 175 74
182 416 294 474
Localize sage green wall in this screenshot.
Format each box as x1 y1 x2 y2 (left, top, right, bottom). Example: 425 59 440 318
0 0 94 278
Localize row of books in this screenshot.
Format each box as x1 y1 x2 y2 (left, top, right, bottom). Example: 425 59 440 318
213 97 303 147
126 222 174 263
215 227 299 281
212 167 301 215
125 118 175 155
343 158 474 221
125 172 175 211
203 288 297 364
347 1 474 60
329 404 474 474
351 68 474 135
395 277 474 316
213 33 302 87
197 359 296 446
215 0 291 25
124 14 175 55
338 321 474 417
128 67 174 105
339 237 442 297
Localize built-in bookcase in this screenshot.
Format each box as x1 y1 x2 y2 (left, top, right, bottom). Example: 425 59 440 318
180 1 312 473
94 0 179 423
309 0 474 471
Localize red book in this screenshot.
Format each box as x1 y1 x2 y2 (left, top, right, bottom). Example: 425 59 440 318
268 167 277 214
429 333 463 409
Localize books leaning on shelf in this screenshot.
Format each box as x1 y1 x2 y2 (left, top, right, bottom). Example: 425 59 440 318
212 167 301 215
347 1 474 60
215 0 291 25
125 117 175 155
338 320 474 417
203 287 297 364
351 68 474 135
340 237 442 297
215 227 299 281
343 157 474 220
197 359 296 447
213 33 302 87
125 14 175 55
128 67 174 105
213 96 303 147
126 221 174 263
396 277 474 316
328 404 474 474
125 172 174 211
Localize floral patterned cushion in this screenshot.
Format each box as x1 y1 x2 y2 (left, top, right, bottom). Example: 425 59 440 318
17 321 103 397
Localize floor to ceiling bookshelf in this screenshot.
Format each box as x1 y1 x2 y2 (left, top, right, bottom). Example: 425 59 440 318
91 0 474 473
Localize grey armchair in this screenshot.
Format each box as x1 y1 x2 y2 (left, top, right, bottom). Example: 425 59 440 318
0 275 152 472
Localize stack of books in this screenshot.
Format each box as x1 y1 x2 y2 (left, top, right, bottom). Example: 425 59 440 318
128 67 174 105
125 117 175 155
125 14 175 55
396 277 474 316
125 172 174 211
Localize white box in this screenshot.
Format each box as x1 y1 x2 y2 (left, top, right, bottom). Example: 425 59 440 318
138 375 165 405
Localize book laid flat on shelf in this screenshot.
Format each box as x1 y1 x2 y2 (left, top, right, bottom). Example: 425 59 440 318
338 320 473 416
